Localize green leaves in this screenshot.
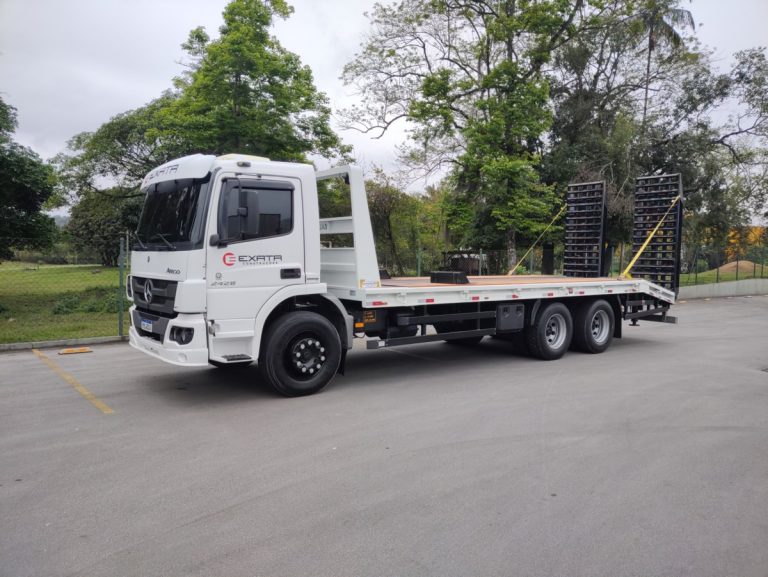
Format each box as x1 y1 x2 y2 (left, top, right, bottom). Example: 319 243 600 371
163 0 348 162
0 96 57 259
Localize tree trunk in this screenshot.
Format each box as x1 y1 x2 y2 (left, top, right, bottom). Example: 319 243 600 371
506 227 517 271
387 214 404 275
642 26 654 129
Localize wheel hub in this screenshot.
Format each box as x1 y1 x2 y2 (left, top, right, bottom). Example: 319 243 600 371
590 310 610 344
289 336 326 377
545 314 566 348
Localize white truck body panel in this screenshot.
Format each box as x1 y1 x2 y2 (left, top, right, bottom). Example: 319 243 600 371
331 276 674 307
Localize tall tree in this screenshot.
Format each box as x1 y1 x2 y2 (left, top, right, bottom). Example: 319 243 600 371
163 0 350 161
343 0 586 266
55 94 183 202
0 97 57 259
58 0 350 207
632 0 695 127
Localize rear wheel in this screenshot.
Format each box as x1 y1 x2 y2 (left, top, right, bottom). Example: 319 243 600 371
572 299 614 354
526 302 572 360
259 311 342 397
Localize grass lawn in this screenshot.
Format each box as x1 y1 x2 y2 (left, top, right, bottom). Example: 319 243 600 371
0 262 129 344
679 260 767 287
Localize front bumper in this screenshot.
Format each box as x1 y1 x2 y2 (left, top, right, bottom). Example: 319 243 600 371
128 308 209 367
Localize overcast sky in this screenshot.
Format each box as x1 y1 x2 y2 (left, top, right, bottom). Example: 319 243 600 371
0 0 766 177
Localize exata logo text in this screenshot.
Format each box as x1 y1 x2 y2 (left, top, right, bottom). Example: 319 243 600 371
222 252 236 266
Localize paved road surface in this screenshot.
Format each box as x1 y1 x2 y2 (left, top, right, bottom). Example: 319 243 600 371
1 296 767 577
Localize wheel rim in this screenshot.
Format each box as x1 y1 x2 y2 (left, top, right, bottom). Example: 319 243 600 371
545 313 567 349
287 334 326 379
590 310 610 344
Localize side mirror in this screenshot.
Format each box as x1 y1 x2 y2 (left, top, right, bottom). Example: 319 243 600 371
209 234 225 247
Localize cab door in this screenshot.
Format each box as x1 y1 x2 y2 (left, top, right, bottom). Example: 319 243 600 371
206 175 305 325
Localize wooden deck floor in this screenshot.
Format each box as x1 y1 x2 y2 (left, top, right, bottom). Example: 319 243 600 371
380 275 620 288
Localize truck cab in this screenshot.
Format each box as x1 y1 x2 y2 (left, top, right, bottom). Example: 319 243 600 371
129 153 357 394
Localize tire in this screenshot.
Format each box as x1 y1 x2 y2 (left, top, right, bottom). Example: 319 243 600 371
572 299 614 354
434 322 484 346
259 311 342 397
526 302 573 360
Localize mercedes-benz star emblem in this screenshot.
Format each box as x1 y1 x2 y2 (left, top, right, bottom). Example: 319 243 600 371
144 280 154 304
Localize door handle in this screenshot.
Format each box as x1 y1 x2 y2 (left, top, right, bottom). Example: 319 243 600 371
280 268 302 279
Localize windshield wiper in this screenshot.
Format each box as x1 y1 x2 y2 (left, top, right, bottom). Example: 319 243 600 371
149 233 176 251
132 231 147 250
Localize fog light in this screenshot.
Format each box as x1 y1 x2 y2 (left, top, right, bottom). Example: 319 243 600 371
170 327 194 345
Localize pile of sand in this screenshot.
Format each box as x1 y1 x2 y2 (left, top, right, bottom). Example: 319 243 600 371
717 260 758 274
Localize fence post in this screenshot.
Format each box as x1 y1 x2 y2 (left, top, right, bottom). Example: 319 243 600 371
716 245 720 283
118 236 125 337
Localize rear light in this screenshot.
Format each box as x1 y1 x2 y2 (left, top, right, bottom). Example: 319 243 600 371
170 327 194 345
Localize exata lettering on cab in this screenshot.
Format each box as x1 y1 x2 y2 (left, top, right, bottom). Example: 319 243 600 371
223 252 282 266
141 164 179 187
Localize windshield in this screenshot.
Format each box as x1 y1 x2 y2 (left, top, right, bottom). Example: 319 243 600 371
135 176 211 250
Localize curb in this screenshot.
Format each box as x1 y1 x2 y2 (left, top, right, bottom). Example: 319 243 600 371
0 336 129 352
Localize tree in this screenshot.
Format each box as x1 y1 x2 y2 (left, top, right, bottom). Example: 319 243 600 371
67 189 142 266
162 0 350 161
55 94 183 203
57 0 350 209
631 0 695 127
343 0 586 266
0 96 57 259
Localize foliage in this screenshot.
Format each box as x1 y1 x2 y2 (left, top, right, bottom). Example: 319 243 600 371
52 287 129 315
54 94 184 202
67 189 142 266
57 0 350 240
0 96 57 259
161 0 350 162
343 0 587 265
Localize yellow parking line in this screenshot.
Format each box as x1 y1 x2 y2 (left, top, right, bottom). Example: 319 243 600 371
32 349 114 414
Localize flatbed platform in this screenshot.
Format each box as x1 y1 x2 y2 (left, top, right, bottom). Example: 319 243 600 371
380 274 617 288
328 274 676 308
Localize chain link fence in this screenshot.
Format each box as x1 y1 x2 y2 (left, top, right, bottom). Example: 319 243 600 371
0 238 129 345
1 228 765 345
679 241 767 287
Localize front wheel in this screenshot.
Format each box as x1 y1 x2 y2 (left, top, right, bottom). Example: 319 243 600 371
259 311 342 397
526 302 573 360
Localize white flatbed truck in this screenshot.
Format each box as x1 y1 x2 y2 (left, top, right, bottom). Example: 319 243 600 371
128 153 676 396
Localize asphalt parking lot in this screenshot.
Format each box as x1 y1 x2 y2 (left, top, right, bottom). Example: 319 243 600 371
2 296 768 577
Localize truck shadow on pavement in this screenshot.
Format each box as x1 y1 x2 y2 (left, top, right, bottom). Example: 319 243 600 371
138 333 667 404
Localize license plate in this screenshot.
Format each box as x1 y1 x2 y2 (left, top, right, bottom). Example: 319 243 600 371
140 318 153 332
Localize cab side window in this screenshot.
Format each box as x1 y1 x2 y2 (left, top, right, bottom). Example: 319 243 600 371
222 180 293 242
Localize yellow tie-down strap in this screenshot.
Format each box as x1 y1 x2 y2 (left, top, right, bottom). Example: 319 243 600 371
620 195 681 280
508 204 566 275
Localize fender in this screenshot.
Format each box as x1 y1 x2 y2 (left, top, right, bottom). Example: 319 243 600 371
250 283 353 360
317 293 355 349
